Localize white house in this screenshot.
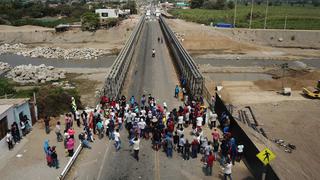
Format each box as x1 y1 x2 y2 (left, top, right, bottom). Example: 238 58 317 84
0 98 36 151
95 8 119 19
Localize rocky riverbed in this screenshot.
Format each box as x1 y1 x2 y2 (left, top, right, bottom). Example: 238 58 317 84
0 61 10 71
0 43 109 60
5 63 65 84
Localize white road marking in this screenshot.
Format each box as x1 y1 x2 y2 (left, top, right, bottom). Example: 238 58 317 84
97 144 111 180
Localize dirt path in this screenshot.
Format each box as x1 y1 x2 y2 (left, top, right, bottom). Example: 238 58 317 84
0 15 140 50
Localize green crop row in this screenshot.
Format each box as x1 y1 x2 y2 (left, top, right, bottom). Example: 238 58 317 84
169 5 320 29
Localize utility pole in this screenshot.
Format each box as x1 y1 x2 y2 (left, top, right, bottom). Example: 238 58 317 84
264 0 269 29
284 15 288 30
284 0 289 30
249 0 254 29
233 0 238 28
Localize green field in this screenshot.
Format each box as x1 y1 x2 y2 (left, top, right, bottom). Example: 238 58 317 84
169 5 320 30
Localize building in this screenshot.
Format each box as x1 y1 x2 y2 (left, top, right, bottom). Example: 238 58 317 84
0 98 37 151
95 8 120 19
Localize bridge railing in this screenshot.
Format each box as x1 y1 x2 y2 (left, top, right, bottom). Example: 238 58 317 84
105 15 145 98
159 16 204 98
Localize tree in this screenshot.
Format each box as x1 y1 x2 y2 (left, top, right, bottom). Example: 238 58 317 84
202 0 216 9
215 0 226 9
191 0 204 9
81 12 99 31
123 1 137 14
312 0 320 6
227 1 235 9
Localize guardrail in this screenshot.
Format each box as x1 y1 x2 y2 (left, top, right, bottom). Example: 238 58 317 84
159 16 204 98
59 143 83 180
104 15 145 99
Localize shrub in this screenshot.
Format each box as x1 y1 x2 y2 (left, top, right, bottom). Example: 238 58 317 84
0 78 15 96
81 12 99 31
36 86 82 118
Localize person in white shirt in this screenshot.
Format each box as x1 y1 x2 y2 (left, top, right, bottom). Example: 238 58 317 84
223 160 232 180
178 116 184 126
75 110 81 127
196 116 203 128
208 111 218 129
132 136 140 161
118 117 123 130
105 118 110 136
237 143 244 161
114 129 121 151
138 119 146 138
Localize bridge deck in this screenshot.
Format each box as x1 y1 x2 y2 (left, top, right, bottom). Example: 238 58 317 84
66 17 253 180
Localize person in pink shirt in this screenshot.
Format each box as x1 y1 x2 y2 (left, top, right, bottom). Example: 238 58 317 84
212 128 220 144
66 137 75 157
67 128 75 136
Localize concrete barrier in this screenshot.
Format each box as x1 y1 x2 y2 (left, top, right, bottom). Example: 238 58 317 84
59 143 83 180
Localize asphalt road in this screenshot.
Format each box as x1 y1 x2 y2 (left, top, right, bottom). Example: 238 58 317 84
66 18 181 180
66 17 253 180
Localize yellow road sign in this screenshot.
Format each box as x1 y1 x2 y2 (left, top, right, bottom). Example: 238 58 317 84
256 148 276 165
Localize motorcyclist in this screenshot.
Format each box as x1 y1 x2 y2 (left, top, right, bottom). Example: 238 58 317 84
152 49 155 57
158 37 160 43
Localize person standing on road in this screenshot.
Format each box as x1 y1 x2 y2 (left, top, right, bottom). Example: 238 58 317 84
6 130 13 150
55 121 63 142
114 129 121 151
43 140 52 166
237 142 244 162
174 85 180 98
223 160 233 180
51 146 59 169
96 120 104 139
66 136 75 157
44 116 50 134
75 109 81 127
212 128 220 144
178 134 185 153
166 134 173 158
81 110 88 127
206 151 215 176
132 136 140 161
183 139 190 160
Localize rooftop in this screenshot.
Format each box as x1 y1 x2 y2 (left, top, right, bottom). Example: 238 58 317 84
0 104 12 115
0 98 30 107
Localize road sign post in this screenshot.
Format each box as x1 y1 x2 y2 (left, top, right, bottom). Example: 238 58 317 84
256 148 276 180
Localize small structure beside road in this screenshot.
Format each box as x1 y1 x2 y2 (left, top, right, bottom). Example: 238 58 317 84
0 98 37 152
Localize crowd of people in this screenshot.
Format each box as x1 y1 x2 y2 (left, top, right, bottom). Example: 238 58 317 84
6 115 32 150
93 91 244 178
41 88 244 178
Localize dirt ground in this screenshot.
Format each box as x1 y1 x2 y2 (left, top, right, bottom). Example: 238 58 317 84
61 68 110 108
239 100 320 179
166 19 320 60
0 15 140 50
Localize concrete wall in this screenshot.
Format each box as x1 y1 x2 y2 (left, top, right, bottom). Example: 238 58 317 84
215 28 320 49
0 102 32 152
0 107 14 151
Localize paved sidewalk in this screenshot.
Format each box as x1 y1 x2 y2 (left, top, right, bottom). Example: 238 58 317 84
0 116 81 180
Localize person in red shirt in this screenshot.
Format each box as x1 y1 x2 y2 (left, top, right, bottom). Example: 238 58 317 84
206 151 215 176
168 120 175 133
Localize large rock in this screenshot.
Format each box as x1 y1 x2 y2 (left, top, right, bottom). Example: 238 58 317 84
0 43 108 60
6 64 66 84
